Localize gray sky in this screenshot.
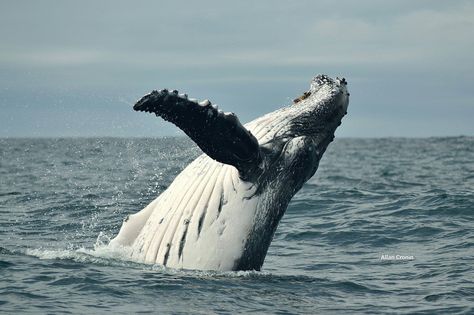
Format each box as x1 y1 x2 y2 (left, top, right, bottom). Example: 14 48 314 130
1 0 473 137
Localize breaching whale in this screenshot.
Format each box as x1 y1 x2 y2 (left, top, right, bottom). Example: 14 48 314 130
109 74 349 271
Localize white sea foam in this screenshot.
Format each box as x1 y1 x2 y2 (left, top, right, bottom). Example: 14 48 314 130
24 237 274 280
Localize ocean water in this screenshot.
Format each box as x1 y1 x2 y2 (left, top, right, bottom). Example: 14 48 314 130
1 137 473 314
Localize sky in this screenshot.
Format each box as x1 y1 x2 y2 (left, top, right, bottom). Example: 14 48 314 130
1 0 473 137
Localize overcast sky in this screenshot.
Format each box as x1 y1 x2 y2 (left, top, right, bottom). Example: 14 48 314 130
1 0 473 137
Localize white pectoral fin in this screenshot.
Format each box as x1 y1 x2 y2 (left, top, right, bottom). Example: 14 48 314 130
109 196 160 247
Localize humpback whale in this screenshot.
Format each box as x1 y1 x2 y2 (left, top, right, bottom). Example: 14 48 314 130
109 74 349 271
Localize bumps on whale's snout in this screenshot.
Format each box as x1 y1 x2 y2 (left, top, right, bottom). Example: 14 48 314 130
314 74 333 86
309 74 348 94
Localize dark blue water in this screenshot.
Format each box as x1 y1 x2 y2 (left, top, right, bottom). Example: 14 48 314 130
1 137 473 314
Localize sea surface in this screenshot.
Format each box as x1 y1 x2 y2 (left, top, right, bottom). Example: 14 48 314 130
1 137 473 314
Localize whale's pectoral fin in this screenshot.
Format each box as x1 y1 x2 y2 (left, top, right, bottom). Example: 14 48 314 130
134 89 262 178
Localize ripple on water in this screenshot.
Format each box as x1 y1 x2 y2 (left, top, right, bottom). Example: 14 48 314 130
1 137 473 314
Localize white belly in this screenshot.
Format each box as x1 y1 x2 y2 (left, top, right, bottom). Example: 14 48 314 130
109 154 259 271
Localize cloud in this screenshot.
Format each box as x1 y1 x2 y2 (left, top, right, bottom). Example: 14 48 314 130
1 1 472 72
0 49 105 66
0 0 473 137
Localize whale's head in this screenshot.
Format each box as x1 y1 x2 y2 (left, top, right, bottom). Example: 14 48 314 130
266 74 349 151
293 74 349 138
258 75 349 191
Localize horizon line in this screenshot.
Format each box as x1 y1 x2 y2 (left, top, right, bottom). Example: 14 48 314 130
1 135 472 140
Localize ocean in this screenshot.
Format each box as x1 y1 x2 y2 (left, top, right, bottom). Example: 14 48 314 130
1 137 473 314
